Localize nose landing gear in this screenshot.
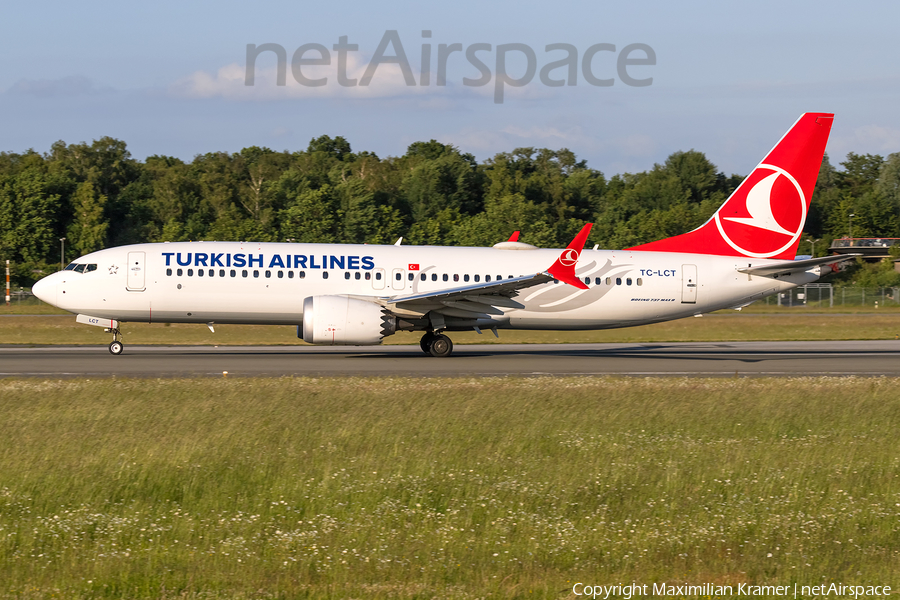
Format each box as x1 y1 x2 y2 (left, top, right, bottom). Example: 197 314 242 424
105 327 124 355
419 331 453 357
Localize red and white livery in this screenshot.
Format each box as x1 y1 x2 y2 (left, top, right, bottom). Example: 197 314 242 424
33 113 853 356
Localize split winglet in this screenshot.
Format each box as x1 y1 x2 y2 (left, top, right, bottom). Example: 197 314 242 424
546 223 593 289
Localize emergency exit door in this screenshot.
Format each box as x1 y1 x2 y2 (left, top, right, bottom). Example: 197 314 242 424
681 264 697 303
126 251 146 291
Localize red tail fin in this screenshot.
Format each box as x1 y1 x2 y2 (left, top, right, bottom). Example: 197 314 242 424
629 113 834 259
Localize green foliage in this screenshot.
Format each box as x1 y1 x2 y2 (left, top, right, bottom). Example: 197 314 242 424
3 135 900 287
279 185 341 243
67 181 108 255
842 257 900 288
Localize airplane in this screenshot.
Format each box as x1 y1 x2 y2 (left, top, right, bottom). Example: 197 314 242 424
32 112 855 357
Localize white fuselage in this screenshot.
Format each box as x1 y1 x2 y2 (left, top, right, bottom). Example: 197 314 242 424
33 241 819 332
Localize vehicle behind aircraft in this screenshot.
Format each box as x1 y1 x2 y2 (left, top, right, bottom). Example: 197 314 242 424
33 113 854 356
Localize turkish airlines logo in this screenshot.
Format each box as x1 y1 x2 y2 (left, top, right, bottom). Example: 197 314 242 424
714 164 806 258
558 248 580 267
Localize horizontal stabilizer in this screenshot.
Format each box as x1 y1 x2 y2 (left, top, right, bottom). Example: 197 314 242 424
737 254 860 276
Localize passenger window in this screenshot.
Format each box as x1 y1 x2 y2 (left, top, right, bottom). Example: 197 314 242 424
265 270 271 278
497 275 502 280
626 278 632 286
344 272 351 280
208 269 214 277
219 269 224 277
323 271 329 279
420 273 426 281
605 277 611 285
408 273 414 281
474 275 480 282
299 271 306 279
453 274 459 282
230 269 236 277
253 270 259 278
166 268 172 276
443 274 448 282
177 268 183 276
198 269 204 277
595 277 601 285
464 274 470 282
288 271 294 279
242 270 248 277
187 269 194 276
277 271 283 278
616 277 622 285
396 272 402 281
355 272 361 280
584 277 590 285
486 275 491 282
431 273 437 281
365 272 371 280
375 272 381 280
637 278 643 286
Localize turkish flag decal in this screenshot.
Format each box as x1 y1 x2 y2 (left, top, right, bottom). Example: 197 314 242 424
408 263 419 271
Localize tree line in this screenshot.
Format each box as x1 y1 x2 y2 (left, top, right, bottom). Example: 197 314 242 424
1 135 898 287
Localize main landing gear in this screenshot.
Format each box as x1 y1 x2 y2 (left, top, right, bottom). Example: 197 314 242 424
106 326 124 355
419 331 453 357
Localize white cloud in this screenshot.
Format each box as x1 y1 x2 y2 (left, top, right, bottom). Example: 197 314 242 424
169 55 434 101
6 75 111 98
836 125 900 155
169 55 566 106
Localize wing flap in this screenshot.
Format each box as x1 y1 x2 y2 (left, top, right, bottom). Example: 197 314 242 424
441 300 505 316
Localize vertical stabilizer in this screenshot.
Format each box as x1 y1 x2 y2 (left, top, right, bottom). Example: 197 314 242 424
629 113 834 259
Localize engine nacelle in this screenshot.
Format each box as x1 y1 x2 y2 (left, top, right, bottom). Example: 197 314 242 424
301 295 395 345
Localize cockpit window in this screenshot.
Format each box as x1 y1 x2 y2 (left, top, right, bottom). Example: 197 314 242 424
64 262 98 273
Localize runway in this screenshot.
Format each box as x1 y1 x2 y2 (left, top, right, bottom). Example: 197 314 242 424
2 340 900 377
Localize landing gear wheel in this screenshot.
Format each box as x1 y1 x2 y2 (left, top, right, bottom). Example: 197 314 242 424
428 334 453 358
420 332 436 354
109 340 124 355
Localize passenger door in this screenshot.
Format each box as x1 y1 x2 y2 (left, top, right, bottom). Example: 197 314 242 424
681 264 697 303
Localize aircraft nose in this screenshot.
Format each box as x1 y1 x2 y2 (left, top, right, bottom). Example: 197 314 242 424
32 274 57 306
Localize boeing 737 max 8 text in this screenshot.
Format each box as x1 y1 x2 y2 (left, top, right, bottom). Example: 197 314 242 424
32 113 854 356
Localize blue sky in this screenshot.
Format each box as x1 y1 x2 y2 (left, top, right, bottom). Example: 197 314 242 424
2 0 899 176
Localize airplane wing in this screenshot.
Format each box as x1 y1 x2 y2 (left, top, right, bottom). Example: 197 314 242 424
379 224 593 320
737 254 861 276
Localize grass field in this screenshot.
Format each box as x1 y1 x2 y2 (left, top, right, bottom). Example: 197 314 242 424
0 377 897 599
2 313 900 347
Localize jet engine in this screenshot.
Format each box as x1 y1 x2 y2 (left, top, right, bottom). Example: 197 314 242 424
301 295 396 345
